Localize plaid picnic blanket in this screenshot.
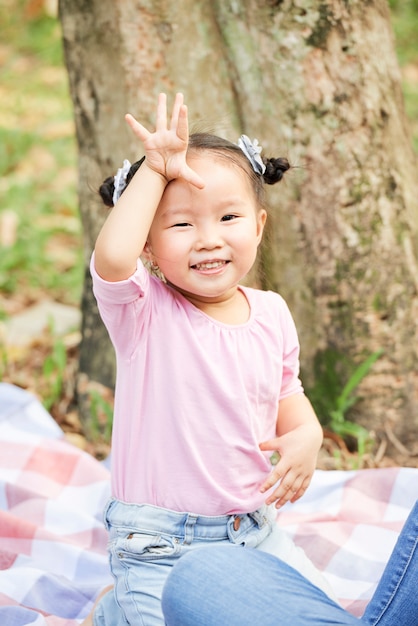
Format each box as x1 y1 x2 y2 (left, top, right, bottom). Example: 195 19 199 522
0 382 416 625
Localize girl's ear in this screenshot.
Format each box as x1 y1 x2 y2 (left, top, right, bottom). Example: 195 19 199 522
142 241 164 280
142 241 153 262
256 210 267 244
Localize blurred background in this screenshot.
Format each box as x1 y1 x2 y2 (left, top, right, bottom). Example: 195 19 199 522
1 0 417 464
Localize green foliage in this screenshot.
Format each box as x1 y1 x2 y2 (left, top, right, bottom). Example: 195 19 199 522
0 346 8 380
0 2 81 313
328 349 384 457
390 1 418 64
88 390 114 443
0 129 35 176
42 336 67 410
0 0 64 66
0 199 82 302
308 349 351 424
389 0 418 153
308 348 384 456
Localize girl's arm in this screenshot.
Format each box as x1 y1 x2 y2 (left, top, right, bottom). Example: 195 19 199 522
259 394 323 509
94 93 204 282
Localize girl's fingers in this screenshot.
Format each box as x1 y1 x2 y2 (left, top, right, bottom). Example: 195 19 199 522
124 114 150 141
170 94 189 144
126 93 188 142
260 465 282 493
180 165 205 190
155 92 168 131
290 485 306 503
265 478 294 506
176 103 189 142
169 92 184 130
268 479 300 507
265 473 311 508
125 93 197 183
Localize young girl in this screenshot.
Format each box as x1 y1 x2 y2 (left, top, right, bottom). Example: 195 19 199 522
89 92 330 626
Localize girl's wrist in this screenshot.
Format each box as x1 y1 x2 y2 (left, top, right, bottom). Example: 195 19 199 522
141 159 170 186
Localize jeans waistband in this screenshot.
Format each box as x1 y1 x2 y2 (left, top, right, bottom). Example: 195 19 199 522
103 499 274 543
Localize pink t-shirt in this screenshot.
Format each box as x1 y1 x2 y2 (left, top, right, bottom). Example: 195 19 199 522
91 255 303 516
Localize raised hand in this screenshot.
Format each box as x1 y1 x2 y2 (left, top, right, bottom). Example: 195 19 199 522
125 92 204 189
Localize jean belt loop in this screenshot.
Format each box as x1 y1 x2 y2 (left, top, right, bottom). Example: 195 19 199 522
249 508 266 528
184 513 198 545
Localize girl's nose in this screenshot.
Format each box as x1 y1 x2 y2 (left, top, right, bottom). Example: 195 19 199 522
195 227 223 250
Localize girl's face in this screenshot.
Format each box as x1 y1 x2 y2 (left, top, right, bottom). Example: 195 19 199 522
144 155 267 306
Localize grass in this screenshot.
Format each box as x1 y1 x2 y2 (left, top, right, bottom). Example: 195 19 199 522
390 0 418 64
390 0 418 151
0 0 82 314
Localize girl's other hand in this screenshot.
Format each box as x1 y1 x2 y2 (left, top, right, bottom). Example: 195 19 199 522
125 92 204 189
259 423 322 509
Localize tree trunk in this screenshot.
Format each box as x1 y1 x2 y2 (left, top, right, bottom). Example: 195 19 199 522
59 0 418 447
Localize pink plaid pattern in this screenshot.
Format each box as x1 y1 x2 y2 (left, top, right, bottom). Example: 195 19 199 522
0 383 112 625
0 382 416 624
277 466 416 616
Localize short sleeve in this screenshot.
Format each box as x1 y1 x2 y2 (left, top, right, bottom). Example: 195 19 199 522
90 252 149 305
278 298 304 400
90 253 151 356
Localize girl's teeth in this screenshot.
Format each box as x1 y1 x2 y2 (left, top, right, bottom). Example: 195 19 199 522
195 261 224 270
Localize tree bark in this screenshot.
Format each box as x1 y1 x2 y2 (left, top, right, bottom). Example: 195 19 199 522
59 0 418 446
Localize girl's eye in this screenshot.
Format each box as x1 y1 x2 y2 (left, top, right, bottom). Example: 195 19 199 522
172 222 191 228
221 214 237 222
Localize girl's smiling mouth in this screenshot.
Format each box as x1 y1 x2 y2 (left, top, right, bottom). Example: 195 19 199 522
191 260 230 271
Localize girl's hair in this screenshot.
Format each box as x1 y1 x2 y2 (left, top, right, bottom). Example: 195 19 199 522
99 156 145 207
99 134 290 209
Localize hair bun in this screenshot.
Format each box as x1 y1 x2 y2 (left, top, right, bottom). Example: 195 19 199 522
99 157 146 208
263 157 290 185
99 176 116 207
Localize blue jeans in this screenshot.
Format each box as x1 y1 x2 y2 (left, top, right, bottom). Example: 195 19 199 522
161 500 418 626
93 499 332 626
